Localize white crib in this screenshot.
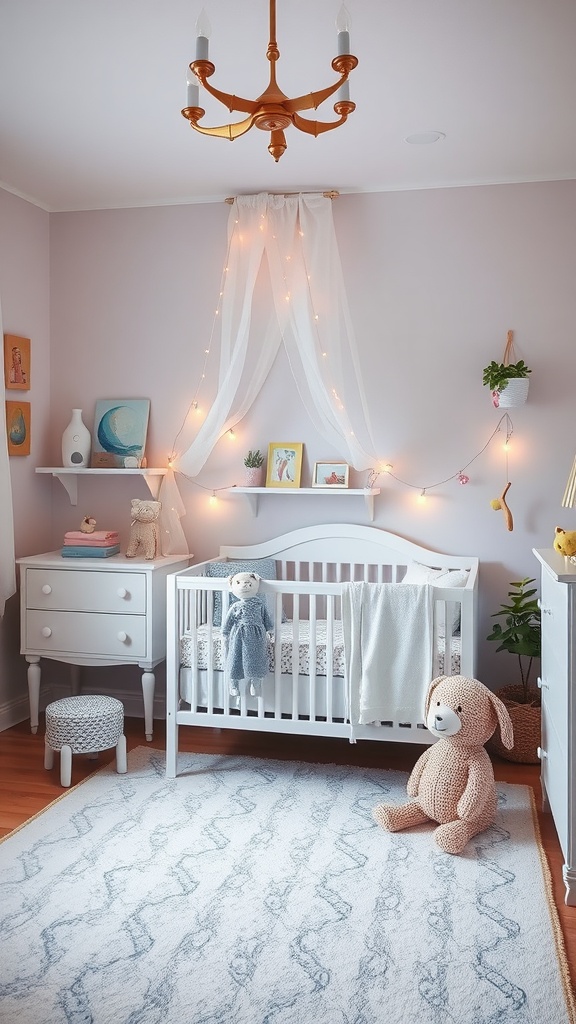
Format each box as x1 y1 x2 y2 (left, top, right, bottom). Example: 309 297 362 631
165 524 479 778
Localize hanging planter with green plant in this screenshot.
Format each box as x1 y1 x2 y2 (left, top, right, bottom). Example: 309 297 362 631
486 576 542 763
482 330 532 408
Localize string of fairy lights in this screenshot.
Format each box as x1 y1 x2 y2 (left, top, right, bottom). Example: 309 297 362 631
166 202 518 519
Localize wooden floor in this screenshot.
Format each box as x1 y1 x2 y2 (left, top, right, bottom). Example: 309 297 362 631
2 716 575 991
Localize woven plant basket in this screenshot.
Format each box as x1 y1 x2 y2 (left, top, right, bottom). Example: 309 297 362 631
488 684 541 764
495 378 530 408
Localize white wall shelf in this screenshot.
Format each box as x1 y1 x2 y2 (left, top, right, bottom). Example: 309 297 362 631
36 467 167 506
228 487 381 521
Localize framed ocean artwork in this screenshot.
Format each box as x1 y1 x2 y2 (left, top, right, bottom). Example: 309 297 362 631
90 399 150 468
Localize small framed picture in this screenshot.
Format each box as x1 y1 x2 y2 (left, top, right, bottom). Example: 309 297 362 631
312 461 349 488
91 398 150 468
266 442 303 488
4 334 30 390
6 400 31 455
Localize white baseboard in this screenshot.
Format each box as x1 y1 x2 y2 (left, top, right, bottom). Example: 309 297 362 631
0 695 32 733
0 686 167 734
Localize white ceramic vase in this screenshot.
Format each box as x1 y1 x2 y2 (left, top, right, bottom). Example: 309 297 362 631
62 408 92 467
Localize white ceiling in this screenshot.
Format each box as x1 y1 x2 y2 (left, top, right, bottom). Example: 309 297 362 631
1 0 575 213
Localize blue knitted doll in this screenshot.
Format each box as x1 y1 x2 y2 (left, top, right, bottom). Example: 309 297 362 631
222 572 274 697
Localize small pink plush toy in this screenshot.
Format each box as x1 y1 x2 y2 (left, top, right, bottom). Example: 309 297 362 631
373 675 514 855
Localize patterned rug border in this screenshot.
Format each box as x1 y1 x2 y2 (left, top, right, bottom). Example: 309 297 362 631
2 744 575 1023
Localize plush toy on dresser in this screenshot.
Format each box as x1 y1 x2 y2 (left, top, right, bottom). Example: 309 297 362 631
222 572 273 698
125 499 161 559
373 675 514 855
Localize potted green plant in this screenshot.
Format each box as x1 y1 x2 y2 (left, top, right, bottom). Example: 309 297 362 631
482 359 531 408
486 577 542 763
244 449 265 486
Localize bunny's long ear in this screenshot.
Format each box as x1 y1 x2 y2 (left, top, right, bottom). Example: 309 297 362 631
489 691 514 749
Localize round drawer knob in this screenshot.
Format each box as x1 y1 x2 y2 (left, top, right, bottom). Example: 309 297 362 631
117 631 128 643
537 746 547 760
41 584 52 595
41 626 52 638
117 587 128 598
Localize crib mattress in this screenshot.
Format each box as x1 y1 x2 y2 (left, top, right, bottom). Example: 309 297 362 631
179 621 461 677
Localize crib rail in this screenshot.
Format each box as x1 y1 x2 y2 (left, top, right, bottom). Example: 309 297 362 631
165 558 478 778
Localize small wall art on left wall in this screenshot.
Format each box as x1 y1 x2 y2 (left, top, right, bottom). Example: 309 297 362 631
3 334 30 390
6 400 31 455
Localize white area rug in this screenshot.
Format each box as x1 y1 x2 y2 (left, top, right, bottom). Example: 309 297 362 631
1 747 574 1024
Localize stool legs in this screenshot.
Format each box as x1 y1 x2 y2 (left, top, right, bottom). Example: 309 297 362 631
116 734 128 774
44 740 54 770
60 744 73 787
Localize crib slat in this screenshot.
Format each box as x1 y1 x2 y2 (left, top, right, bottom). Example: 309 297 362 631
308 594 317 722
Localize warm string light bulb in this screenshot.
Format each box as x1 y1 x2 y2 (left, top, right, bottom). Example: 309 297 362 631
417 489 427 505
209 491 217 507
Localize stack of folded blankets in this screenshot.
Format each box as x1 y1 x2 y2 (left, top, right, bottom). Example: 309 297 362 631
61 530 120 558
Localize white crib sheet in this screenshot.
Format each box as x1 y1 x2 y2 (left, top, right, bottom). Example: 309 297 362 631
179 621 461 677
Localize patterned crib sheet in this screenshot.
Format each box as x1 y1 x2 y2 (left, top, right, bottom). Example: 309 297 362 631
180 621 461 677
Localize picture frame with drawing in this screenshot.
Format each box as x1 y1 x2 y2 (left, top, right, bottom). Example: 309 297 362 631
4 334 30 391
312 461 349 488
265 443 303 488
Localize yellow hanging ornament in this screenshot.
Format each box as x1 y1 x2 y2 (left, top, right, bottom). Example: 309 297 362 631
490 482 513 532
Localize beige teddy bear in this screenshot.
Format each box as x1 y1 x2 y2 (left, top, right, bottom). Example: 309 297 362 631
125 499 161 559
373 675 514 855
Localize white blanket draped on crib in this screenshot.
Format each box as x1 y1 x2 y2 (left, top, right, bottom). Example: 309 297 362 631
342 582 433 727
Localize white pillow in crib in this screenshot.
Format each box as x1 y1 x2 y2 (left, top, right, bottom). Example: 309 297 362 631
400 563 469 636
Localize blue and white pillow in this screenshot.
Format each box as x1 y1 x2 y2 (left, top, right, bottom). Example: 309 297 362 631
205 558 282 626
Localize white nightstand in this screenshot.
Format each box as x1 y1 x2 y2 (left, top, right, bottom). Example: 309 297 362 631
17 551 189 741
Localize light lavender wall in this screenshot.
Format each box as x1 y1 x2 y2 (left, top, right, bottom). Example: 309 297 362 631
3 180 576 725
0 189 52 725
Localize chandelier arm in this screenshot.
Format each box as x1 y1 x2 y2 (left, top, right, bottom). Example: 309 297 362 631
184 111 257 141
292 107 354 137
285 76 352 114
193 70 259 115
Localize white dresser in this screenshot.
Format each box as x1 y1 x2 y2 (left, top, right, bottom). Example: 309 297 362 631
533 547 576 905
18 551 189 741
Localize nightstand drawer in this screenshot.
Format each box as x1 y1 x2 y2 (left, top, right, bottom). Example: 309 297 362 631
25 568 147 614
25 610 147 659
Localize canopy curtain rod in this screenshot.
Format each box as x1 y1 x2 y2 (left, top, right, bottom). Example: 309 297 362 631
224 190 339 204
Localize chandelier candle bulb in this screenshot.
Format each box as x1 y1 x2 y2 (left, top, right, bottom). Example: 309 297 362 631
195 9 211 60
336 5 351 54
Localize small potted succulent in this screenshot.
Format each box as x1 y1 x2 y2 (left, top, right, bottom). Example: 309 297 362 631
244 449 265 486
486 577 541 763
482 359 531 408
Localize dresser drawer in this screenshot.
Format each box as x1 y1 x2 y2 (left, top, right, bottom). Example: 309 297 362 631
540 712 568 859
25 610 147 660
540 568 568 675
25 568 147 615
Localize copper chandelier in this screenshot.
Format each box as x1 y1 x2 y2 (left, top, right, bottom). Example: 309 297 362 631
181 1 358 162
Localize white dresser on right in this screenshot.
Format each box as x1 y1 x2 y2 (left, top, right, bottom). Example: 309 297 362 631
533 547 576 905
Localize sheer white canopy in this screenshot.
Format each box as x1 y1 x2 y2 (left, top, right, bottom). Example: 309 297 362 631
175 191 377 477
0 295 16 616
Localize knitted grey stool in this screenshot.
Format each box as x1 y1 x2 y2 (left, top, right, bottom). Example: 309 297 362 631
44 695 127 788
